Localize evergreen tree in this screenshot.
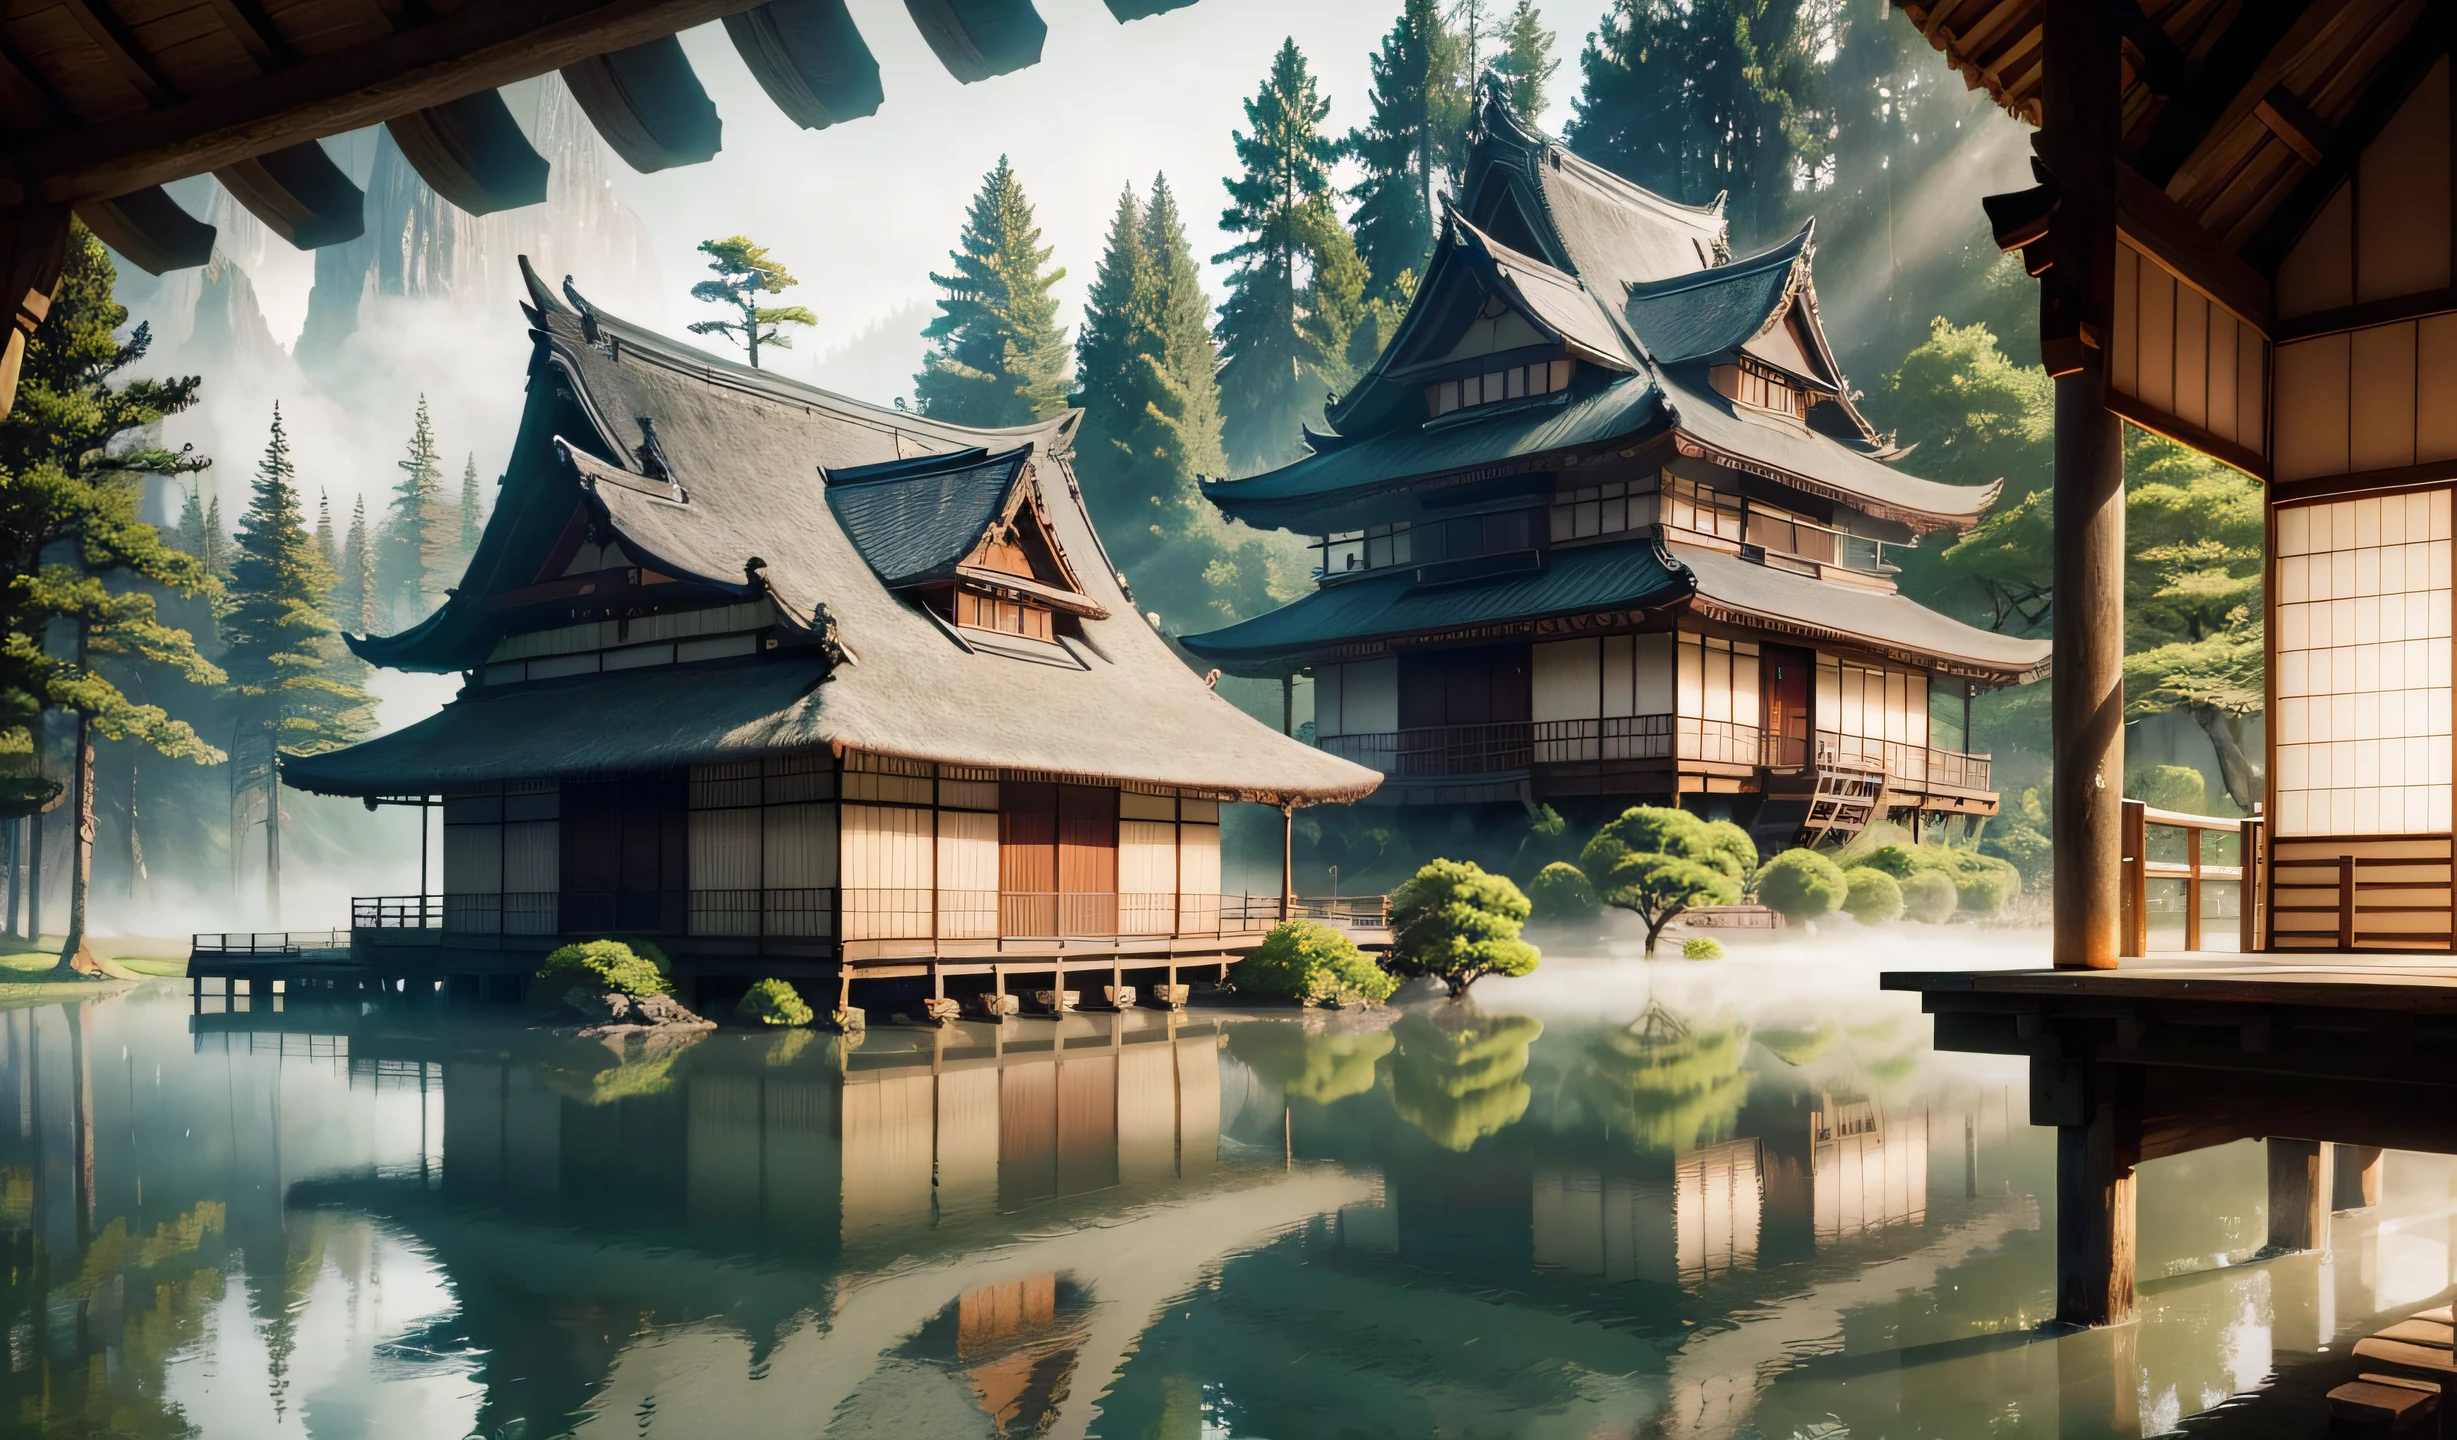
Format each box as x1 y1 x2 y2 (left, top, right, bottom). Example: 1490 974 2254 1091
1569 0 1820 247
916 157 1071 427
376 396 451 629
457 454 482 564
224 406 374 921
686 236 816 369
1140 177 1228 495
1216 40 1342 475
1490 0 1559 119
335 494 372 638
0 223 223 974
313 489 337 573
1072 184 1160 522
1346 2 1467 299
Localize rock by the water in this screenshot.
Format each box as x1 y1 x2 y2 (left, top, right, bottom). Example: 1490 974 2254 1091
563 987 711 1033
1390 975 1452 1005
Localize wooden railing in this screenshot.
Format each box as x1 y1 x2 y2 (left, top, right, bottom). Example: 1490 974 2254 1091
191 930 350 958
2119 800 2263 956
1320 716 1992 791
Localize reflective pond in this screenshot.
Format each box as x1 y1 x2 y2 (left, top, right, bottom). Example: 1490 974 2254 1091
3 939 2452 1439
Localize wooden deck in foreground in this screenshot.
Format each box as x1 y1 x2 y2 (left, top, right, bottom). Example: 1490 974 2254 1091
1887 954 2457 1329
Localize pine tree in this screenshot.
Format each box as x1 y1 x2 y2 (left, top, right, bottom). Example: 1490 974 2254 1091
686 236 816 368
336 495 372 638
916 157 1071 427
0 223 223 974
313 489 337 573
1569 0 1820 247
1346 2 1467 299
376 396 452 629
1216 40 1342 475
457 453 483 564
1490 0 1559 119
223 405 374 921
1072 185 1161 521
1140 176 1227 493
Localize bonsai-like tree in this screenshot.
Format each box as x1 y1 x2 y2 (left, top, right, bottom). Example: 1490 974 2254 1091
1580 806 1746 959
1757 848 1849 925
1385 858 1539 996
687 236 816 369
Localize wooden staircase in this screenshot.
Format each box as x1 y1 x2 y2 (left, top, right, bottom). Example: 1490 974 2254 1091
1751 755 1887 852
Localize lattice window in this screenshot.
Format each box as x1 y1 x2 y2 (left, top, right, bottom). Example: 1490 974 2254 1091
2275 489 2454 836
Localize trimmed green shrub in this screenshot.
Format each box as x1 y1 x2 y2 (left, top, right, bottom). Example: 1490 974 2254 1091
1856 844 1922 879
1698 820 1760 883
1681 937 1724 960
1387 860 1540 995
627 939 674 976
737 976 813 1026
1580 807 1744 958
1954 866 2015 916
539 940 670 998
1843 868 1904 925
2127 763 2208 814
1239 919 1398 1006
1757 849 1849 923
1901 868 1958 924
1528 862 1597 922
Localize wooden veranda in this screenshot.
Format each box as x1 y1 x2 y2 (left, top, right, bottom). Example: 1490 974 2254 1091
1887 0 2457 1339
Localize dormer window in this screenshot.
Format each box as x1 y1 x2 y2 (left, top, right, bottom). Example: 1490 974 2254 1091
1426 359 1574 419
1711 356 1806 418
955 589 1055 643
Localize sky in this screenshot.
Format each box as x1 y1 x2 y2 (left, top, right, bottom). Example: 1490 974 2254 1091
606 0 1602 397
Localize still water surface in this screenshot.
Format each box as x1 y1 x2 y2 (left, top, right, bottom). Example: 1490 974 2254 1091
3 941 2453 1439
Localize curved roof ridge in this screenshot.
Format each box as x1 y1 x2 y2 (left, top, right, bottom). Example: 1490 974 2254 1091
1625 221 1813 299
1475 87 1727 224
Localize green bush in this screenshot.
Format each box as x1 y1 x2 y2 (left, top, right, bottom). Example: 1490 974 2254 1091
1982 821 2052 887
2127 763 2208 814
1843 868 1904 925
1856 844 1922 879
1756 849 1849 923
1900 868 1958 923
1681 937 1724 960
539 940 670 998
1239 919 1398 1006
1954 866 2015 916
1387 859 1540 995
737 976 813 1026
1698 820 1760 883
1528 862 1597 922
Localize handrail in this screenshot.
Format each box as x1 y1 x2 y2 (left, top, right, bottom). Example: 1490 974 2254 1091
2119 799 2263 956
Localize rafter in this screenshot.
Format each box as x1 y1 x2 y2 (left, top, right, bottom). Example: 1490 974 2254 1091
2251 83 2330 165
2243 5 2452 271
204 0 301 72
61 0 184 107
2132 0 2320 184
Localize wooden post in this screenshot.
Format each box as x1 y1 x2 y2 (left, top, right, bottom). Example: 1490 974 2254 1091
2119 799 2146 958
2054 1063 2140 1326
2267 1138 2332 1251
2240 815 2262 953
2043 0 2126 972
2332 1145 2384 1210
2184 823 2202 953
1279 804 1293 923
2338 854 2355 951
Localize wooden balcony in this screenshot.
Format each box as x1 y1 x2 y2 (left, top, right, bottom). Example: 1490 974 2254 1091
1318 716 1995 809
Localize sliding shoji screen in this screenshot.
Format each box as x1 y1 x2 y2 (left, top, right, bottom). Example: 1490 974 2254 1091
2274 488 2454 836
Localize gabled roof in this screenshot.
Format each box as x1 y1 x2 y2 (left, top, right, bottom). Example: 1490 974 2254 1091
1463 221 1633 372
1624 226 1811 365
1459 79 1730 290
1179 535 2051 683
293 261 1375 806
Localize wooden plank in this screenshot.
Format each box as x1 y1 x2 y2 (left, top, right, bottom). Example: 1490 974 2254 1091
2355 1337 2457 1374
2055 1062 2140 1326
2329 1378 2436 1424
2376 1318 2455 1348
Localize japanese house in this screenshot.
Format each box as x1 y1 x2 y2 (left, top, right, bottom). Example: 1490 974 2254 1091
1182 87 2051 851
278 261 1376 1002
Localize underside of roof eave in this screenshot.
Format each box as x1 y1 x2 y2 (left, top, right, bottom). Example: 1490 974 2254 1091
1679 588 2050 686
1671 428 1997 535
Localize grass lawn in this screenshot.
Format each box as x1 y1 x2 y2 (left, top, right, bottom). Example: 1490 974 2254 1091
0 936 186 986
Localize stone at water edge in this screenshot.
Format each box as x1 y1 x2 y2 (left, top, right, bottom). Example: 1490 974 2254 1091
563 987 709 1028
826 1005 866 1033
1390 975 1452 1006
65 940 141 981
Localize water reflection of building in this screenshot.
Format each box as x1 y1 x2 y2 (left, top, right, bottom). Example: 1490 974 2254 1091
1531 1137 1765 1287
1811 1095 1927 1244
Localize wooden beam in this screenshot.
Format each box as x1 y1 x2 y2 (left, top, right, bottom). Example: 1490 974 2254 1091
2115 163 2272 333
2252 84 2330 166
74 186 214 274
2114 0 2185 98
2133 0 2321 185
203 0 302 72
214 140 364 249
60 0 184 107
724 0 884 132
4 1 774 208
386 90 549 216
2244 7 2454 273
0 204 70 423
560 34 720 173
2102 389 2267 481
2056 1063 2140 1326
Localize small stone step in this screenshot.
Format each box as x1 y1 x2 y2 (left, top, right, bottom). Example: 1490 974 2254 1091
972 991 1019 1021
1031 988 1079 1014
2418 1306 2456 1325
2329 1378 2436 1426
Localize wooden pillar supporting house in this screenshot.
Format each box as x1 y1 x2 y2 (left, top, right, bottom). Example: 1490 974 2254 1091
2266 1139 2332 1252
2049 1060 2140 1327
2333 1144 2385 1210
2043 0 2126 973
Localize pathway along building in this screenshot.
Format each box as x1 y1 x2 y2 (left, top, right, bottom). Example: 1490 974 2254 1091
277 261 1376 1008
1181 87 2050 853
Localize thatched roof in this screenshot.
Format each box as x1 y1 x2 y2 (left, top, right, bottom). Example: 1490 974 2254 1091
286 266 1377 806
